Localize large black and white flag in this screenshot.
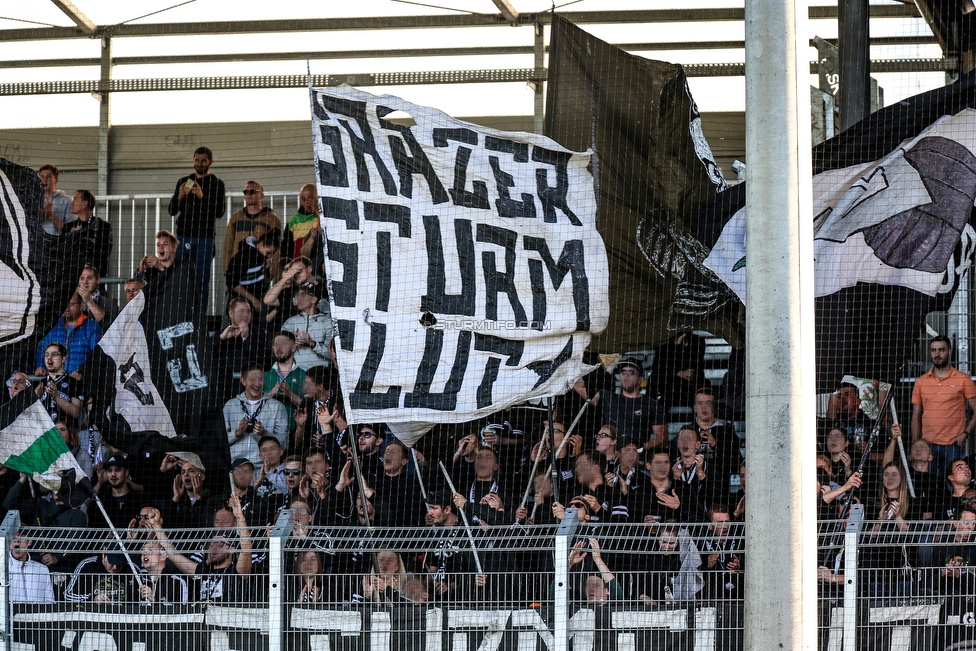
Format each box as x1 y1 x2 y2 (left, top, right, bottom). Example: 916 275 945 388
697 72 976 388
311 85 609 438
0 159 85 378
0 159 41 344
95 291 177 438
706 110 976 302
544 17 735 353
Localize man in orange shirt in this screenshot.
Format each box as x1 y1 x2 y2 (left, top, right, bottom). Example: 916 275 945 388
911 335 976 477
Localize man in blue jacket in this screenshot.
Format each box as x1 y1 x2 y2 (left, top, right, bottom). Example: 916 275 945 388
34 293 101 379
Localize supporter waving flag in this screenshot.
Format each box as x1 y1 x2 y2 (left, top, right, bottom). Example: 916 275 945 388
139 253 213 436
0 389 94 507
838 375 892 422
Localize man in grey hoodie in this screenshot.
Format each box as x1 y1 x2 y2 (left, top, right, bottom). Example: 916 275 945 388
224 361 288 471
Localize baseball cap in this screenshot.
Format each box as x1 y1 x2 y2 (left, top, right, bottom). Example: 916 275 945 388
104 541 129 568
231 458 255 470
167 451 206 472
616 358 644 376
427 489 454 508
106 554 127 567
104 454 128 469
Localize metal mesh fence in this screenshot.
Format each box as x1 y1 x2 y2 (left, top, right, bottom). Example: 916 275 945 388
4 4 976 651
11 512 976 649
0 514 753 651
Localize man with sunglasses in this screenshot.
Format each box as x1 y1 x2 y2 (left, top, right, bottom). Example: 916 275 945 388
168 146 226 314
223 180 281 279
597 358 668 452
281 455 305 499
353 424 385 488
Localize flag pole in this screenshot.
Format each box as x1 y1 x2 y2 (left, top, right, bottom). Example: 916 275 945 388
546 396 559 505
530 404 588 522
517 422 550 515
839 389 895 521
516 399 590 524
889 400 916 499
93 494 143 588
410 448 428 507
345 425 381 575
437 461 483 574
24 476 42 527
346 426 374 531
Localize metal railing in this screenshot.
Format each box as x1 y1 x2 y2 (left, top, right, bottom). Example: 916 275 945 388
7 506 976 651
94 190 303 315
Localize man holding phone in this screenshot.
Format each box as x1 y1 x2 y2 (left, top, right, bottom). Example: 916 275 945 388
167 146 226 314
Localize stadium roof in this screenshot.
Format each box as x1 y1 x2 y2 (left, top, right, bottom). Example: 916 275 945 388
0 1 944 128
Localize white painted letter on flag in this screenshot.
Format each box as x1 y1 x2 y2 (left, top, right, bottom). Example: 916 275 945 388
310 85 609 432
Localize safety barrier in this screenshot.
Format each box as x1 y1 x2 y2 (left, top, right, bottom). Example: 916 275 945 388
6 506 976 651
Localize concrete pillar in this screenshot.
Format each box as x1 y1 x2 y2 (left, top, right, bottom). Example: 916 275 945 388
97 36 112 197
743 0 817 648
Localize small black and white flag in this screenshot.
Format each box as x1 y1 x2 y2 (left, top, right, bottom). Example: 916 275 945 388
96 291 177 438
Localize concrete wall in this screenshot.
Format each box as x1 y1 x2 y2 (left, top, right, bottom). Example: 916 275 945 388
0 113 746 196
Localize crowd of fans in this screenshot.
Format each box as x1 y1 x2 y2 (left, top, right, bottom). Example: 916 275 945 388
5 151 976 648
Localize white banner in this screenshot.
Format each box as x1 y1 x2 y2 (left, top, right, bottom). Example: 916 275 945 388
311 85 609 429
97 291 177 438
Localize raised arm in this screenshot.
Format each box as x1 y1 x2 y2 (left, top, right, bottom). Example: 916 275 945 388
231 494 252 575
150 515 198 575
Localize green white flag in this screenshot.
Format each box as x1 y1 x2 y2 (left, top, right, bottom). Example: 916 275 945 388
0 391 93 507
